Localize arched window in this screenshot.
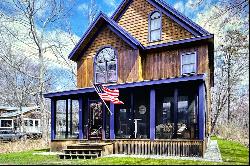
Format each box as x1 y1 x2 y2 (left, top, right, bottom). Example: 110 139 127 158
94 47 117 84
149 11 162 42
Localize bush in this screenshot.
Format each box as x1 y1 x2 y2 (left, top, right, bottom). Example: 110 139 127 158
214 122 249 147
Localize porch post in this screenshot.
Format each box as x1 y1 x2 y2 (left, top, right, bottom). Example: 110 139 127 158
130 92 134 138
70 99 73 136
79 97 83 139
102 102 106 139
110 102 115 140
173 88 178 138
150 89 156 140
51 98 56 140
198 82 205 140
65 99 68 138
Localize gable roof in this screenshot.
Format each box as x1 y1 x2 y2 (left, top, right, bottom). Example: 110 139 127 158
69 0 213 62
0 106 40 118
68 12 144 62
111 0 210 37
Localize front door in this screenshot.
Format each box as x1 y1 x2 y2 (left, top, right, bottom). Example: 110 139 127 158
88 100 103 140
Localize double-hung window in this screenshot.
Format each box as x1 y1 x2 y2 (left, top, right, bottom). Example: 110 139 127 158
149 11 162 42
95 47 117 84
181 52 197 75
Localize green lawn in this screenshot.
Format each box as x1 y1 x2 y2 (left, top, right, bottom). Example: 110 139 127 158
0 138 248 165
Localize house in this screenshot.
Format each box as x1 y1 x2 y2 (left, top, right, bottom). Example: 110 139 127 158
0 106 42 137
44 0 214 158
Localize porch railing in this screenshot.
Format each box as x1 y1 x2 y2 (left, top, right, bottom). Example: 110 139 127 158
109 139 204 157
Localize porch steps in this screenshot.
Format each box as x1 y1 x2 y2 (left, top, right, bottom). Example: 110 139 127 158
58 142 112 160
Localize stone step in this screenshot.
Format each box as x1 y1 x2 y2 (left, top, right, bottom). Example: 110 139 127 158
77 142 112 146
67 145 103 150
63 149 103 151
63 149 102 155
59 153 98 160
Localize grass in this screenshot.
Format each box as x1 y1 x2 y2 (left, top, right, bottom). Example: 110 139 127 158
0 138 248 165
0 139 48 154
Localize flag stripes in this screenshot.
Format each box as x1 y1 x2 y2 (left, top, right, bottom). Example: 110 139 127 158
111 97 124 104
94 84 124 105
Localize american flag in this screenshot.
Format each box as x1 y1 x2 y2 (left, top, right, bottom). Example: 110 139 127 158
94 84 124 104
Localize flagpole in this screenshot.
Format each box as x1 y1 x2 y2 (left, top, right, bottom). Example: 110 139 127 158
92 83 113 116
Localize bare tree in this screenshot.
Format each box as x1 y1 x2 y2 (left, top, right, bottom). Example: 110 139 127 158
194 0 249 138
80 0 99 26
0 0 78 142
211 29 249 133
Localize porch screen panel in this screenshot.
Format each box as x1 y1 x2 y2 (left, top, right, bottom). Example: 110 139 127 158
114 92 132 139
70 100 80 139
105 108 110 139
55 100 80 139
177 89 198 139
156 96 175 139
134 88 150 139
56 100 67 139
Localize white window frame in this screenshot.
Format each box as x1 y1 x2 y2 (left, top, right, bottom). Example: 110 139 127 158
149 11 162 42
94 47 118 84
181 52 197 75
0 119 14 129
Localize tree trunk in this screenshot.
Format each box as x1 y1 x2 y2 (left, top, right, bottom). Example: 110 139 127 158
38 48 47 142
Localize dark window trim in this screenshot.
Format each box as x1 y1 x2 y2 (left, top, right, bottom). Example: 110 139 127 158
180 52 198 75
94 46 118 84
148 10 162 43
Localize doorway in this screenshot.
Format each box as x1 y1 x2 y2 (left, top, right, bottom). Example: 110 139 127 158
88 100 103 140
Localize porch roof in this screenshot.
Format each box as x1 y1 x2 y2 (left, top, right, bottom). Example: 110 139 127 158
44 74 206 99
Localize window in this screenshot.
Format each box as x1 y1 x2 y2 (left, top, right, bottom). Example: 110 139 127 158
35 120 39 127
181 52 197 74
94 47 117 84
29 120 33 126
149 11 162 42
0 119 13 128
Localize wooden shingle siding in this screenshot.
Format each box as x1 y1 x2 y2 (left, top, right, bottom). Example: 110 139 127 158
142 44 209 80
77 27 142 88
117 0 193 46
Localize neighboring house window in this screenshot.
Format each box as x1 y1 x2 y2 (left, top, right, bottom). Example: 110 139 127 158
149 11 162 42
35 120 39 127
94 47 117 84
181 52 197 75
